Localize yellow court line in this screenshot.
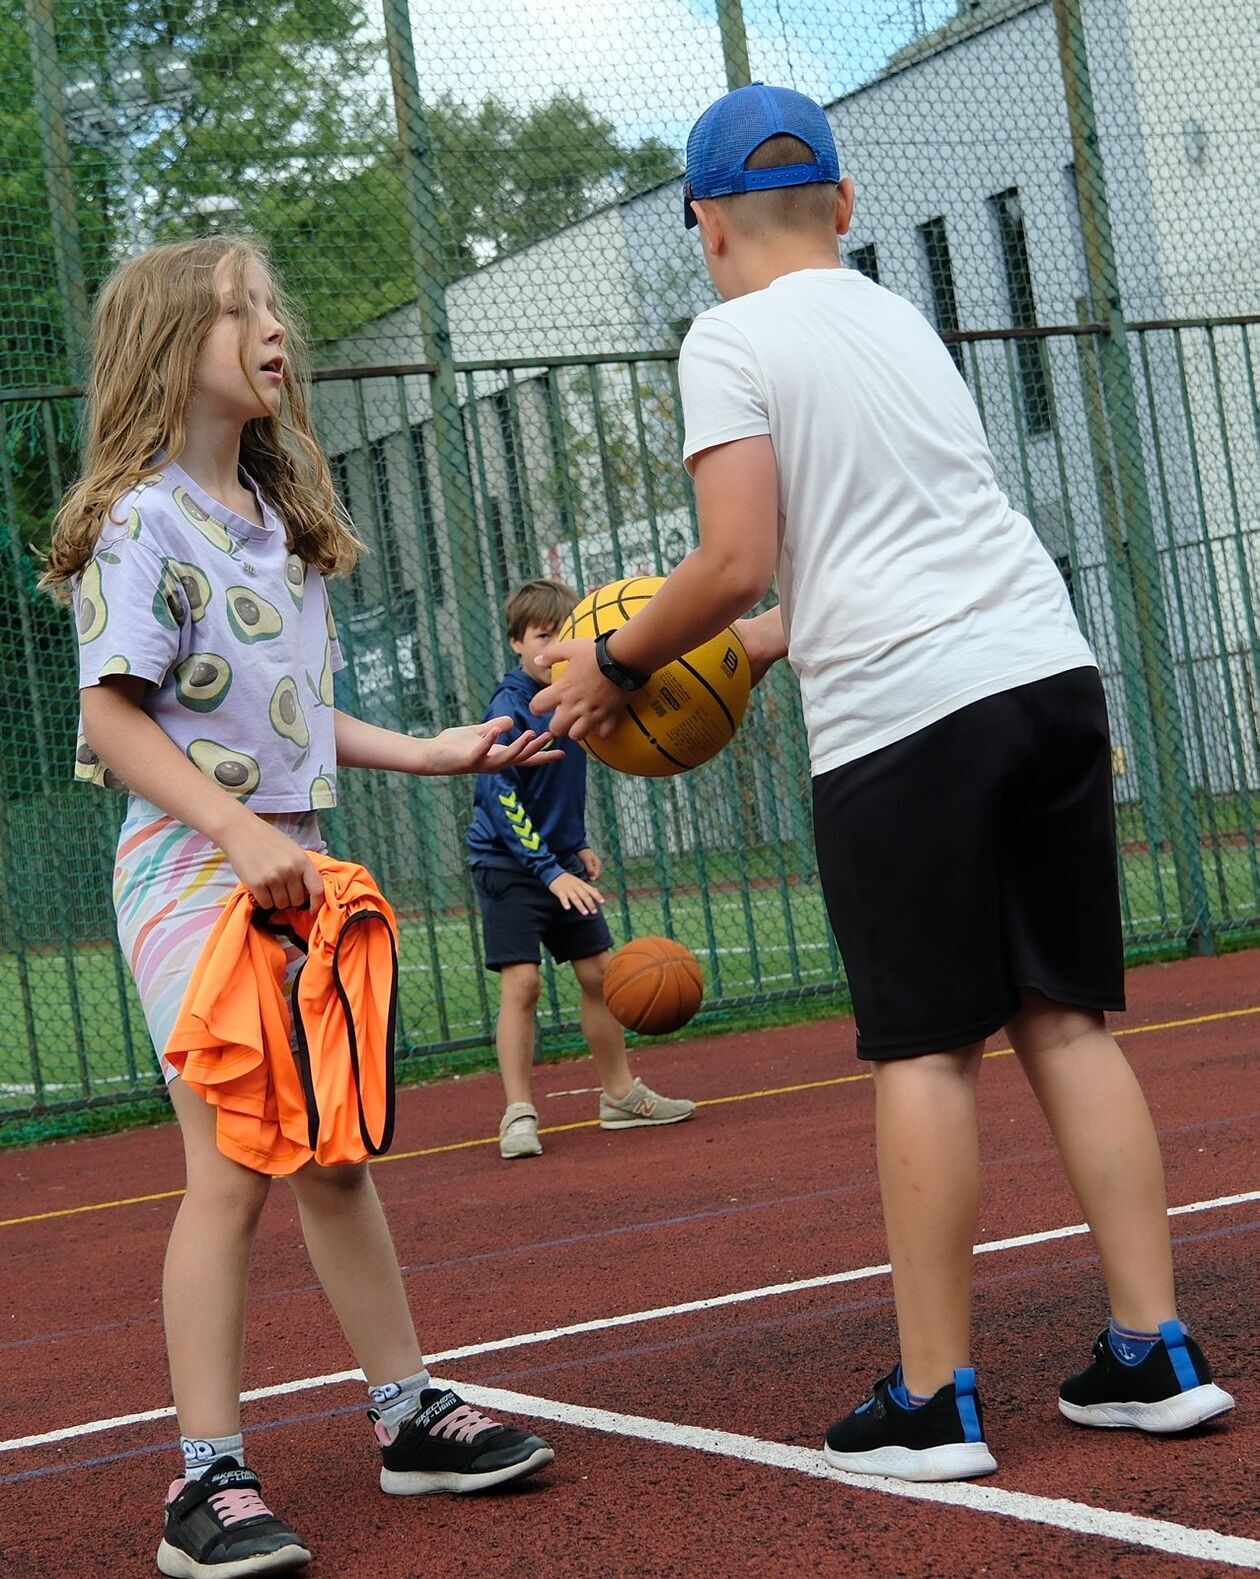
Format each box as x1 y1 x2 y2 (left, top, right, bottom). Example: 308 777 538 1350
1115 1004 1260 1036
4 1001 1257 1231
373 1067 888 1168
3 1188 186 1227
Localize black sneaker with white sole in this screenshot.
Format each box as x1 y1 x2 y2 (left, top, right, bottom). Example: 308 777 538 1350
156 1457 311 1577
824 1366 997 1482
1059 1321 1235 1432
374 1387 555 1494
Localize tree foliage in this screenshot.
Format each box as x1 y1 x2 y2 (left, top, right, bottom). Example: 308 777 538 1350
7 1 678 364
2 0 678 550
167 91 679 345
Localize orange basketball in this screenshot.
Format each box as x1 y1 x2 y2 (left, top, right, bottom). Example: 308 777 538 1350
603 936 704 1036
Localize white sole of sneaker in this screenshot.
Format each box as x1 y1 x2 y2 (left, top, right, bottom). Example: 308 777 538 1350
598 1112 694 1130
499 1141 543 1158
822 1441 998 1482
1058 1382 1235 1432
380 1444 555 1495
156 1538 312 1578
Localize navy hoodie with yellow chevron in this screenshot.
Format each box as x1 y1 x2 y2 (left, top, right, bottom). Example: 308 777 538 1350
466 665 590 887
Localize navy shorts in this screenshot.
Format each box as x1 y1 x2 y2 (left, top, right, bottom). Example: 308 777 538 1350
472 860 614 971
811 667 1126 1061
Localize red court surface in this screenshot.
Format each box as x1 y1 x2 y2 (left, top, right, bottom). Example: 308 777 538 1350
1 950 1257 1577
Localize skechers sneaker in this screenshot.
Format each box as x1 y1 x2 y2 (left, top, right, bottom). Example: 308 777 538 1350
499 1102 542 1159
156 1457 311 1577
599 1077 696 1131
1059 1321 1235 1432
824 1366 998 1482
374 1387 555 1494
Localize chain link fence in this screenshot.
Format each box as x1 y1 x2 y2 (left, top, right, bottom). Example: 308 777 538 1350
2 0 1257 1136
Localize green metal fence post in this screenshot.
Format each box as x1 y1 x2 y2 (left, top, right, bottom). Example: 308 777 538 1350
1052 0 1212 951
380 0 495 713
1073 301 1167 884
716 1 752 91
25 0 91 383
1134 337 1233 916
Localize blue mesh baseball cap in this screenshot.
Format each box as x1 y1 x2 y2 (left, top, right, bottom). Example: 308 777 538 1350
683 83 841 228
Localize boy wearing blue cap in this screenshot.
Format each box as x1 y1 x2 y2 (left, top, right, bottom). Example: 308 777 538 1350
534 83 1233 1481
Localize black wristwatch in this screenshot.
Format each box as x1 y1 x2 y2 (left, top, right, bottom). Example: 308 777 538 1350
594 630 650 691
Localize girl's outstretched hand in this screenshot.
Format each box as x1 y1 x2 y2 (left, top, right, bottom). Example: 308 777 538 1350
422 718 564 776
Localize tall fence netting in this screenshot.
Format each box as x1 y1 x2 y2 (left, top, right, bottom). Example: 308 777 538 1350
2 0 1256 1135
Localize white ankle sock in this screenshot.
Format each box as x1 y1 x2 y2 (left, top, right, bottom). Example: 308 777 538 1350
368 1368 433 1430
180 1433 244 1481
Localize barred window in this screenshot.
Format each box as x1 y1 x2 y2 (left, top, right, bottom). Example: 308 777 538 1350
492 388 533 579
487 496 511 602
918 216 964 375
368 438 404 588
408 426 445 607
329 454 364 609
846 242 880 282
1054 553 1078 613
988 187 1052 435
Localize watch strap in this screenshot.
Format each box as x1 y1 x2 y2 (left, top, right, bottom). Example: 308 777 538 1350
594 630 650 691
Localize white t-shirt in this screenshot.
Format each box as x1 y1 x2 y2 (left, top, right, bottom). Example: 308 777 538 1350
679 267 1095 775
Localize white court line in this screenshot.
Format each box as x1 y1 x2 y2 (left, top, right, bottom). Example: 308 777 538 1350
3 1189 1256 1456
0 1077 136 1097
456 1382 1260 1571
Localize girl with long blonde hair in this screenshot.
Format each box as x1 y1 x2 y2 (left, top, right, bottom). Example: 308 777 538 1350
47 237 556 1577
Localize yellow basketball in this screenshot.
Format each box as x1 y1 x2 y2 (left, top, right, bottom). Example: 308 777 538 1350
555 577 751 777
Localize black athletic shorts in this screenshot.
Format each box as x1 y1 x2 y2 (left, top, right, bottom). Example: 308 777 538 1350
472 859 614 971
812 666 1125 1061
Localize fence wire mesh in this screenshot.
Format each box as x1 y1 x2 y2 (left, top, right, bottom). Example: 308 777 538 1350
1 0 1257 1136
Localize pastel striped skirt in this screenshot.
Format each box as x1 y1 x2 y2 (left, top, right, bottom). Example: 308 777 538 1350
114 798 325 1082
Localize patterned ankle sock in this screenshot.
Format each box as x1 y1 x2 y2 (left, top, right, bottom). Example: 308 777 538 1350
887 1368 933 1410
180 1433 245 1481
1107 1318 1169 1365
367 1368 433 1431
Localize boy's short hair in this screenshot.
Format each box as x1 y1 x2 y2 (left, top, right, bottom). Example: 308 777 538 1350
713 135 840 234
504 578 579 641
683 82 841 228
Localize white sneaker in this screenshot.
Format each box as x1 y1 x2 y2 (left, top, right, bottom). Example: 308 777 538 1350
499 1102 543 1159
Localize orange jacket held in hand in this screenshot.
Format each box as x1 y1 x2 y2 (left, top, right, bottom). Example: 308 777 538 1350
166 854 399 1175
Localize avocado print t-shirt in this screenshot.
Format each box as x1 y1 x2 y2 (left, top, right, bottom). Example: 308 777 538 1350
72 460 345 812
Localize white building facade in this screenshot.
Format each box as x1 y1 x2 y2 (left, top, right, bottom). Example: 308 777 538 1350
313 0 1258 862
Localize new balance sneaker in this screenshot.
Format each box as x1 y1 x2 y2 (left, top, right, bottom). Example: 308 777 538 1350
599 1077 696 1131
499 1101 542 1159
1059 1321 1235 1432
374 1387 555 1494
156 1457 311 1577
824 1366 998 1482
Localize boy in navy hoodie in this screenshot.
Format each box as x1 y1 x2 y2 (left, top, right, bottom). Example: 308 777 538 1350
468 578 696 1159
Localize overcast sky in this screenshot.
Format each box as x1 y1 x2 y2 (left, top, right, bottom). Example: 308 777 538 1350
401 0 957 150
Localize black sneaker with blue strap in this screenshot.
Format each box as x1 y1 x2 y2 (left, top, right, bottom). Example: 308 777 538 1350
1059 1320 1234 1432
823 1365 998 1482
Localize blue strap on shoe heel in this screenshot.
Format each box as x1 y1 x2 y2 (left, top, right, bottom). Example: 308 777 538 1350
1158 1319 1199 1391
953 1368 983 1442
